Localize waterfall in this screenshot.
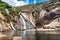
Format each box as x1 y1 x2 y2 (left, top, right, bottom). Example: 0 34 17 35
19 12 36 30
5 8 9 14
10 21 16 30
5 8 16 30
5 8 35 30
20 13 35 27
20 15 26 30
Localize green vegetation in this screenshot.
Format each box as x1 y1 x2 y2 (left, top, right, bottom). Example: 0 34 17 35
16 0 60 12
0 0 19 22
0 0 60 22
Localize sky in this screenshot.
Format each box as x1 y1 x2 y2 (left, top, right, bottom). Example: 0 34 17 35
2 0 48 7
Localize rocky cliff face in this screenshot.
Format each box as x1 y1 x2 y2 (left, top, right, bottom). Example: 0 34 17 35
44 18 60 29
0 12 11 31
0 0 60 31
0 0 20 31
36 7 60 29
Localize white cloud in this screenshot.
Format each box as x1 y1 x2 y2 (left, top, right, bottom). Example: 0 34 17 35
14 0 27 6
34 0 36 4
2 0 28 6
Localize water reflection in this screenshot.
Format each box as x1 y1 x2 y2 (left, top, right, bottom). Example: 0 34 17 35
36 31 60 40
0 29 36 40
0 29 60 40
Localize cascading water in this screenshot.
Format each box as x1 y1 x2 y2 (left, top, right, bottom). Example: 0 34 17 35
19 12 35 30
20 13 35 27
5 8 16 30
5 8 9 14
5 8 35 30
20 15 26 30
10 21 16 30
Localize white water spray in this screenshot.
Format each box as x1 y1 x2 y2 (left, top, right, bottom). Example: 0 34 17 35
20 15 26 29
10 21 16 30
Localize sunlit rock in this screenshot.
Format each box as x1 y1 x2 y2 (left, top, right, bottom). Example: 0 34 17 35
13 36 22 40
44 18 60 29
51 7 60 12
0 11 11 30
0 23 4 31
36 7 60 28
0 33 8 40
29 12 35 24
39 10 48 19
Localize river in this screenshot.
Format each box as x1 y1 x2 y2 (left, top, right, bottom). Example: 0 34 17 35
0 29 60 40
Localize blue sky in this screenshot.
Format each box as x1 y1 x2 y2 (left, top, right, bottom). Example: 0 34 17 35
2 0 48 7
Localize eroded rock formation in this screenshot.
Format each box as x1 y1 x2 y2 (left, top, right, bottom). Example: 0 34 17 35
44 18 60 29
36 7 60 28
0 11 11 31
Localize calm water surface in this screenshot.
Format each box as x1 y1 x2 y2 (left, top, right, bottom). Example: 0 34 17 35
0 29 60 40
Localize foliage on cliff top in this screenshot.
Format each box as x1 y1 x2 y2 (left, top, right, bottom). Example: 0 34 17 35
0 0 19 22
15 0 60 12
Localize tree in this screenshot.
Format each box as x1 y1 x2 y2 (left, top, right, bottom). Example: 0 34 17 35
49 0 58 3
